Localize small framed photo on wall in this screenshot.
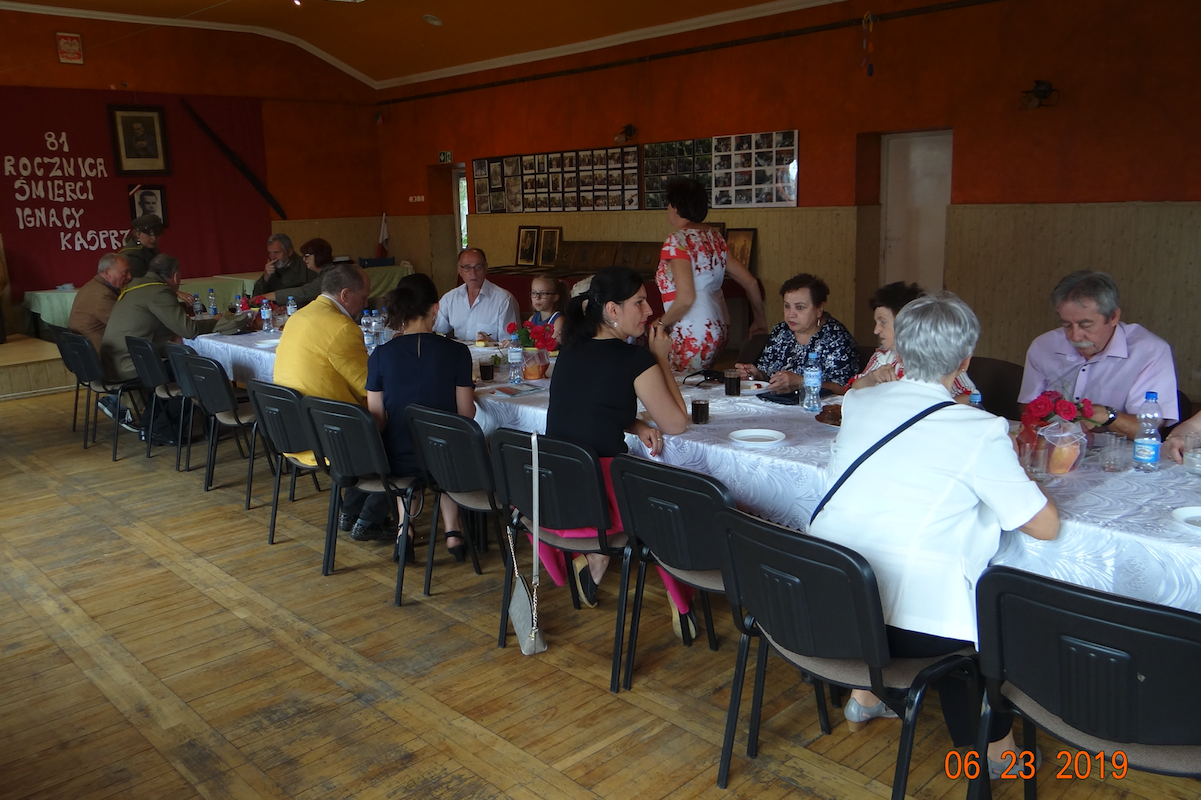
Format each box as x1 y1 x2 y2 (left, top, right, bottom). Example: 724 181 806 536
516 226 540 266
108 105 170 176
538 227 562 267
128 185 167 226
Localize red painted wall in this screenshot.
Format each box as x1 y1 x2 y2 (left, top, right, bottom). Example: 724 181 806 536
377 0 1201 215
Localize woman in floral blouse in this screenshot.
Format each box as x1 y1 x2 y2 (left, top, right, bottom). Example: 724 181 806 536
734 273 858 392
654 178 767 372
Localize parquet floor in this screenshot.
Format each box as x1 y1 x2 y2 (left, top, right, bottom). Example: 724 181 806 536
1 390 1196 800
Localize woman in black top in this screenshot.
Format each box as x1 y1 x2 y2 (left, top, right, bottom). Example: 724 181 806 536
543 267 690 628
367 274 477 561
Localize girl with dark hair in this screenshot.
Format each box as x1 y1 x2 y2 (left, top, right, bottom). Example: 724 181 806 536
542 267 696 635
655 178 767 371
366 273 477 561
848 281 976 401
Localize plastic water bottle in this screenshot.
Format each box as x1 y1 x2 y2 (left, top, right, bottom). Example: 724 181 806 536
361 312 376 354
191 293 204 316
1133 391 1163 472
508 333 523 384
234 294 243 311
801 351 822 412
969 391 983 409
207 288 218 317
286 296 297 317
260 302 273 334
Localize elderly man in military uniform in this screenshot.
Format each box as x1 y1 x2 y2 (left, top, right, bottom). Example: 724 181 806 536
253 233 309 297
118 213 164 279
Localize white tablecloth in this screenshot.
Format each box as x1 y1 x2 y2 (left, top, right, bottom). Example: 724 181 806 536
190 330 282 383
184 330 1201 614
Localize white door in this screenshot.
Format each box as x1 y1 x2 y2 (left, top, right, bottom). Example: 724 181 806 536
880 131 952 292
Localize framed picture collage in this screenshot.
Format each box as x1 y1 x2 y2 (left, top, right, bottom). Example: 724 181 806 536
471 130 798 214
472 146 641 214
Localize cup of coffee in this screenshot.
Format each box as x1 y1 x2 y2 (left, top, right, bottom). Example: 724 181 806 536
691 399 709 424
479 360 495 381
724 369 741 397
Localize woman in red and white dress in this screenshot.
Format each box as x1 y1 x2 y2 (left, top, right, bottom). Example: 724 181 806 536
850 281 976 401
654 178 767 372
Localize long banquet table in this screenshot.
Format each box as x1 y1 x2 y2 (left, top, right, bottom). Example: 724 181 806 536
190 329 1201 614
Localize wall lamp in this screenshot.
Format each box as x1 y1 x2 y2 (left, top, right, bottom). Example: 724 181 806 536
1020 80 1059 110
614 124 637 144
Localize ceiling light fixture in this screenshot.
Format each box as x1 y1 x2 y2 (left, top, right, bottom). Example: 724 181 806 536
423 14 443 26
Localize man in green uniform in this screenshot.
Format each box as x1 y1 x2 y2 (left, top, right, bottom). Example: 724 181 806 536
118 213 164 279
252 233 310 298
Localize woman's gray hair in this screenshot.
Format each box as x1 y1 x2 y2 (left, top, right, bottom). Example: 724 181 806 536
1050 270 1119 319
894 292 979 383
146 253 181 280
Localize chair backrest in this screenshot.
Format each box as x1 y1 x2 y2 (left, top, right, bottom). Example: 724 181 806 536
246 380 313 455
58 331 105 383
965 356 1024 420
125 336 170 390
1177 390 1192 423
857 345 876 374
716 507 892 668
56 336 83 380
301 395 391 484
180 354 239 416
404 404 496 498
977 566 1201 745
164 342 199 399
609 454 735 572
490 427 610 534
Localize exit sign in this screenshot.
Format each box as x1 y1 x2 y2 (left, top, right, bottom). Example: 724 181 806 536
438 150 453 163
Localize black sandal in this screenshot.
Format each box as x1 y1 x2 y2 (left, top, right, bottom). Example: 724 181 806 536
446 530 467 563
572 555 598 607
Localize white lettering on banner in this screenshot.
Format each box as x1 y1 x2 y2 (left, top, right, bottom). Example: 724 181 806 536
3 156 13 176
13 205 84 230
48 208 61 227
18 157 30 176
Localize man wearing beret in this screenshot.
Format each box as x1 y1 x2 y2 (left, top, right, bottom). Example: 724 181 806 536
119 213 164 279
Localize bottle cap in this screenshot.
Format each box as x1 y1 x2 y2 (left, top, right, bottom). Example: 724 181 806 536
1147 391 1158 401
970 391 982 402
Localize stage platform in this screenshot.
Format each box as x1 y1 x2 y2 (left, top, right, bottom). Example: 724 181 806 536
0 335 73 400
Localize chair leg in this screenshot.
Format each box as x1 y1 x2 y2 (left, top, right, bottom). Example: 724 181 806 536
72 382 81 432
204 420 219 491
268 454 284 544
967 697 995 800
812 677 832 735
174 398 186 471
465 515 483 577
92 390 101 444
498 535 515 647
1021 717 1037 800
718 630 753 789
609 544 634 694
244 423 259 511
184 401 196 471
310 470 321 493
110 387 123 462
565 553 582 610
144 393 158 459
701 591 719 651
289 467 298 501
889 685 929 800
394 489 413 606
747 635 770 758
422 490 443 597
82 386 92 449
621 555 650 691
829 684 843 710
322 486 341 576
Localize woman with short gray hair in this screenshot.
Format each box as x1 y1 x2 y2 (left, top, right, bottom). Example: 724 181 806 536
809 291 1059 778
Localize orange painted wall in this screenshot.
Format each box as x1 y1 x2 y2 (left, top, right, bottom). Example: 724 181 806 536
377 0 1201 215
0 9 381 219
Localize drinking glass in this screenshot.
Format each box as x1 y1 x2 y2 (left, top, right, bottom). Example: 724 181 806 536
691 399 709 424
479 360 495 381
1184 432 1201 475
724 369 741 397
1100 438 1127 473
1028 444 1048 476
1018 442 1034 471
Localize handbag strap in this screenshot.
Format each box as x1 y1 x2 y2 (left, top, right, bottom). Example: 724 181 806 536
529 431 540 635
809 401 954 526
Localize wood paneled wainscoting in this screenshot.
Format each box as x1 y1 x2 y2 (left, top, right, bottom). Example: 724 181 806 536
0 390 1190 800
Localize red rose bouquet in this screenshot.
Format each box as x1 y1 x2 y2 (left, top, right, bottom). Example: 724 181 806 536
1021 390 1093 429
507 320 557 351
1020 390 1092 473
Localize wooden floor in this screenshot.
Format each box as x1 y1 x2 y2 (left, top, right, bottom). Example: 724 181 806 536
0 390 1195 800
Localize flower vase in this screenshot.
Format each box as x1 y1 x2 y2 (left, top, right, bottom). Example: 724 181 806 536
522 348 548 380
1039 422 1087 474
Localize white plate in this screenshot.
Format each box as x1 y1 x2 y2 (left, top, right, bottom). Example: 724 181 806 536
1171 507 1201 529
253 339 280 348
742 380 768 391
728 428 786 447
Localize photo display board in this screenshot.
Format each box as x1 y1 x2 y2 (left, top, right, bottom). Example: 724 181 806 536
470 130 797 214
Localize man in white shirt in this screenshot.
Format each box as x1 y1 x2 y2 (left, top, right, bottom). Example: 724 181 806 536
433 248 519 342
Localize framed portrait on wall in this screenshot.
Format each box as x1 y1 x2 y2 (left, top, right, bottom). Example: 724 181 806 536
473 159 488 178
504 176 523 213
726 228 757 273
128 185 167 226
108 105 170 176
538 227 562 266
516 226 539 266
488 159 503 190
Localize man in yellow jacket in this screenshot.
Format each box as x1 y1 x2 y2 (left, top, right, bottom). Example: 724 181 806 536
274 263 395 541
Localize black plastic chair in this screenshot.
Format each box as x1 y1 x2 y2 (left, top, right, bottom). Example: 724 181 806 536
403 405 499 606
714 507 978 798
490 427 632 693
966 357 1025 420
55 334 89 433
126 336 183 459
968 567 1201 799
179 354 259 500
57 331 141 460
609 454 736 689
301 396 422 591
246 381 324 545
164 342 199 472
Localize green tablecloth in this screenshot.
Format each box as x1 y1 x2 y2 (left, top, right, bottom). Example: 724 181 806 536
211 265 412 299
24 279 244 328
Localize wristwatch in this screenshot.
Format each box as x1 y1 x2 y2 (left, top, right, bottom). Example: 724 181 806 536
1098 405 1118 427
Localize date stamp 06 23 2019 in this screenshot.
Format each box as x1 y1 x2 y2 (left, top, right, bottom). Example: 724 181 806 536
944 750 1128 780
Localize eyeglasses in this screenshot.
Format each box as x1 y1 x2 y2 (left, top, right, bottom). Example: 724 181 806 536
530 291 558 299
301 252 314 258
459 263 486 272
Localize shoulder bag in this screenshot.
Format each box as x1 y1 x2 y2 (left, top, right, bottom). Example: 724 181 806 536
505 431 548 655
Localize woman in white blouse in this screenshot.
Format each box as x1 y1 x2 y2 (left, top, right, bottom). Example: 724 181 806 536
809 292 1060 777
